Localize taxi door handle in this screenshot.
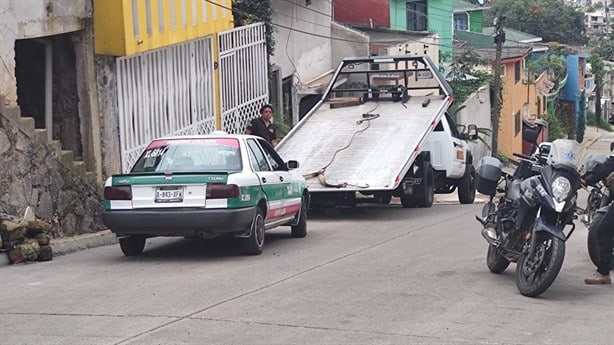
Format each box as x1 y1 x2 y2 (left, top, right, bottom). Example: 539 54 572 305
261 177 267 183
279 176 284 182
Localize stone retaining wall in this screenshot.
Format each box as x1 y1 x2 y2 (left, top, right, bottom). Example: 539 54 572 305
0 105 106 245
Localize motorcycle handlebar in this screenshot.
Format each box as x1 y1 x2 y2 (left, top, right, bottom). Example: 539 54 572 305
513 152 534 161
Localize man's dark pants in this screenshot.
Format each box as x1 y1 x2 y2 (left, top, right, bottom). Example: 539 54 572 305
596 202 614 275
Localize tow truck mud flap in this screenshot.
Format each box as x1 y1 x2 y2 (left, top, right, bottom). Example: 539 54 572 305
402 177 423 195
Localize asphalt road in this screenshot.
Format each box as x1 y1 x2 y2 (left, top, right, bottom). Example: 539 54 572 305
1 202 612 345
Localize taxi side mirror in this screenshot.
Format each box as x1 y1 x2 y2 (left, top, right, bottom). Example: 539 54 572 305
286 160 299 170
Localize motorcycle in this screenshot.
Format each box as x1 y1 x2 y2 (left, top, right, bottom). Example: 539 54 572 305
581 153 614 270
475 124 583 297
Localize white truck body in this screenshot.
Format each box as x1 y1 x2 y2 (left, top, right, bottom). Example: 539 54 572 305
277 55 474 206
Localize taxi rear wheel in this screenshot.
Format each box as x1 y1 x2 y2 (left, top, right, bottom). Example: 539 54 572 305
119 235 146 256
291 196 308 238
242 207 265 255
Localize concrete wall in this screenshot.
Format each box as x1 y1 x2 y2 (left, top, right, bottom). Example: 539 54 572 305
457 86 492 163
498 57 528 158
271 0 334 124
331 23 370 67
0 0 91 106
271 0 333 82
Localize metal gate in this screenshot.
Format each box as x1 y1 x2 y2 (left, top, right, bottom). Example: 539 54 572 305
116 37 216 172
218 23 269 134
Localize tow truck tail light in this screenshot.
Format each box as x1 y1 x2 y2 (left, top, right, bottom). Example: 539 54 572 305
104 186 132 200
207 184 239 199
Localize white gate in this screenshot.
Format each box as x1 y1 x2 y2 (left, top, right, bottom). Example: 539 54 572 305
116 37 216 172
218 23 269 134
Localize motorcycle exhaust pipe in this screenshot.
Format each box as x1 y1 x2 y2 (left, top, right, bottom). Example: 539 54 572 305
481 227 498 246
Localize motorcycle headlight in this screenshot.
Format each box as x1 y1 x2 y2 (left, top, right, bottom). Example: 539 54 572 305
551 176 571 202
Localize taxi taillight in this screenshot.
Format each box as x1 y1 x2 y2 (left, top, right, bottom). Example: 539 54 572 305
104 186 132 200
206 184 239 199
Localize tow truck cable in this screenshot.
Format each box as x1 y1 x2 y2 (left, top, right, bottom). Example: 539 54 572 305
302 111 380 188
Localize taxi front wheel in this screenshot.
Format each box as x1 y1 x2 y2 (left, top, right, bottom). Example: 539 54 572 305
291 196 307 238
242 207 265 255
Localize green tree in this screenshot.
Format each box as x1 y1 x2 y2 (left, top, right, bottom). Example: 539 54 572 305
576 90 586 143
233 0 275 56
448 47 494 104
485 0 587 44
588 53 606 124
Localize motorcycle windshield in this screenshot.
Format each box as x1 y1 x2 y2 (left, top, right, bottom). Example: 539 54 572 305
547 139 585 170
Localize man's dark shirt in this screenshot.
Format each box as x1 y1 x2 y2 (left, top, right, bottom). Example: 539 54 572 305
249 117 277 144
585 157 614 186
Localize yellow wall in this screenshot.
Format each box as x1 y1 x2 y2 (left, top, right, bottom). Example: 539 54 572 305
94 0 234 56
498 58 528 158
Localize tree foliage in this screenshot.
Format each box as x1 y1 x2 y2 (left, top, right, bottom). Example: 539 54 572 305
588 53 606 123
448 48 494 104
233 0 275 56
485 0 587 44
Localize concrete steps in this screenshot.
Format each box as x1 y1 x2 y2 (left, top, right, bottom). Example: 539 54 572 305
2 101 89 177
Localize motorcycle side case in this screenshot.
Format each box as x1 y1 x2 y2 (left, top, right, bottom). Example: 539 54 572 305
476 156 502 196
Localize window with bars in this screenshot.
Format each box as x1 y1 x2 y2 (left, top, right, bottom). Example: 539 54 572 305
454 13 469 31
407 1 427 31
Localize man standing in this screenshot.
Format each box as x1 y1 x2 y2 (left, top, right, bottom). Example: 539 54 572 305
247 104 278 147
583 152 614 285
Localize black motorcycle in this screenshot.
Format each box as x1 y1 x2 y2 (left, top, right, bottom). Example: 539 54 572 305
475 126 583 297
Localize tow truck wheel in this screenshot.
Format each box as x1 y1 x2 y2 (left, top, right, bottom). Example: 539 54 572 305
401 161 434 208
415 162 434 207
458 164 476 204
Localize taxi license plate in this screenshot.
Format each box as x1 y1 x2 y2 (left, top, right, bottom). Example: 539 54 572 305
155 187 184 203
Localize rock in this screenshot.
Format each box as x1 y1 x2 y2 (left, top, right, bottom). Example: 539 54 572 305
23 206 35 221
38 245 53 261
26 219 52 235
1 219 27 242
33 233 50 246
8 240 40 263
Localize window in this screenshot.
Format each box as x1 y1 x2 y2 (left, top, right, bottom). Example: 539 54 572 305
537 97 541 115
500 65 506 77
407 1 427 31
543 96 547 113
454 13 469 31
514 61 521 84
256 138 284 171
514 111 521 136
246 139 271 172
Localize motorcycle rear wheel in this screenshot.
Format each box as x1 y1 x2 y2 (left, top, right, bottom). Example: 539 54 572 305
587 211 614 270
487 244 510 273
515 232 565 297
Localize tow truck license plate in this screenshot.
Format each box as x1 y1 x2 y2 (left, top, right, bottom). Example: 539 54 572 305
155 187 183 203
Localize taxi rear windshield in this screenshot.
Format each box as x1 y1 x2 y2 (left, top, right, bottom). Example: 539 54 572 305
131 138 242 173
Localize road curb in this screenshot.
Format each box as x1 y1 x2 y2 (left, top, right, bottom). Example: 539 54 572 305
50 230 118 257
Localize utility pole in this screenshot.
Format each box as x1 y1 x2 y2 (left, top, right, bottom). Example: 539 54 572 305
491 15 505 157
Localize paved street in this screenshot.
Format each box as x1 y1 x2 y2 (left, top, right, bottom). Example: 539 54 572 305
1 201 612 345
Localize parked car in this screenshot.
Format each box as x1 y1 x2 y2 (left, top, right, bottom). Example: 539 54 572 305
102 133 309 256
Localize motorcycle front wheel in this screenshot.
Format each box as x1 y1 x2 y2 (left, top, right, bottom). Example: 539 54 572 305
515 232 565 297
587 211 614 270
487 244 510 273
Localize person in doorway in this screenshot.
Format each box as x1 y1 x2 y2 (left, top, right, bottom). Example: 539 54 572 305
583 152 614 285
246 104 278 147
